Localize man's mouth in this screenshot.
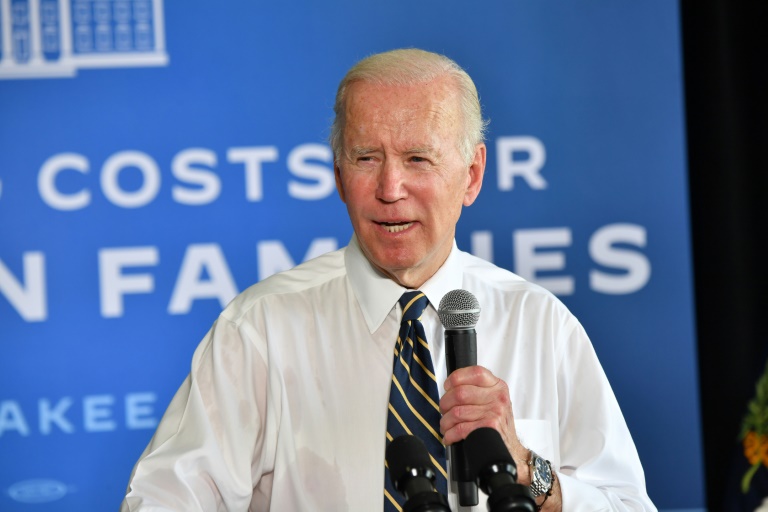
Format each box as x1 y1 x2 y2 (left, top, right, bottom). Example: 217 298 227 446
378 221 414 233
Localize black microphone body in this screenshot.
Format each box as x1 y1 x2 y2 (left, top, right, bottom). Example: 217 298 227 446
438 290 481 507
387 435 451 512
444 328 477 374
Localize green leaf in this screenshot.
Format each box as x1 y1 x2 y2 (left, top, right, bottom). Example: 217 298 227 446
742 462 761 494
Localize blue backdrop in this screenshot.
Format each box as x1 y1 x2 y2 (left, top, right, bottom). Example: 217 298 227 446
0 1 703 510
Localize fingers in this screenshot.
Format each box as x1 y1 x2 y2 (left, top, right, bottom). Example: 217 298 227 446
439 404 512 446
440 377 510 417
439 365 513 446
443 365 500 391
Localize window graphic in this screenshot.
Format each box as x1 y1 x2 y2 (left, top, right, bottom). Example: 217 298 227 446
0 0 167 79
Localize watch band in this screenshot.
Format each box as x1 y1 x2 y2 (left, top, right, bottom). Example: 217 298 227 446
527 450 553 498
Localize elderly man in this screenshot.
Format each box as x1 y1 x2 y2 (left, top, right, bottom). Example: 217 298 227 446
120 49 655 511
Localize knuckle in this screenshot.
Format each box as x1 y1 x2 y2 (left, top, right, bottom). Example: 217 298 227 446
453 404 470 421
454 386 472 403
492 393 510 410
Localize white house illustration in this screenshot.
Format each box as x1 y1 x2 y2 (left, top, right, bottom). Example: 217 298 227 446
0 0 167 79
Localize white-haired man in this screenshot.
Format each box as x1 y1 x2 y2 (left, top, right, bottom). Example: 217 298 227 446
121 49 656 511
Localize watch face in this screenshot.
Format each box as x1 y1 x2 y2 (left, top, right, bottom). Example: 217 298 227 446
534 457 552 485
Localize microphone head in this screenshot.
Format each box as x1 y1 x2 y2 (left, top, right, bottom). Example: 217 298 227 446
438 289 481 329
386 435 435 491
465 427 518 495
464 427 515 470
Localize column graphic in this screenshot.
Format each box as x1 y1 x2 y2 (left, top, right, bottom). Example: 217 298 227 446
0 0 167 79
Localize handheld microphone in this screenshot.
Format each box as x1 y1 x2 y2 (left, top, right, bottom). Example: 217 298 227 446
464 428 535 512
386 435 451 512
438 289 481 506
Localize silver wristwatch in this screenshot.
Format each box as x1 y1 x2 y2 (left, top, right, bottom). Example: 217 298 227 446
528 451 553 498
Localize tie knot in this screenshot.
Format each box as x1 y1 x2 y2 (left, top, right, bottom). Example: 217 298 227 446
399 291 429 322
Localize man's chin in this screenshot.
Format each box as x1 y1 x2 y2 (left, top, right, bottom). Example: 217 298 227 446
369 255 435 289
363 250 410 274
372 259 417 277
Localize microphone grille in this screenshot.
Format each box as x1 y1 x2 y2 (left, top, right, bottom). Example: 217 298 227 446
438 289 480 329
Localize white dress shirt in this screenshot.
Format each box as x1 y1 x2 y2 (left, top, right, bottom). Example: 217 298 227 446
121 236 656 511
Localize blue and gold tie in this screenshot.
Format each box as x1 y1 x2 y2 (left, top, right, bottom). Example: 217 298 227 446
384 291 448 510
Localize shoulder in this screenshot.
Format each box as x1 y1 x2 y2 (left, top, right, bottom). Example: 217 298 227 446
458 250 551 297
220 246 348 325
455 252 591 374
457 250 579 329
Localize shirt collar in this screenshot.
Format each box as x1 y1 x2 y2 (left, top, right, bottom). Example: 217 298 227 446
345 235 464 333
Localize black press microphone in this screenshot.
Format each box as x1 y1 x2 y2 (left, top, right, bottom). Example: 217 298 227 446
464 428 535 512
386 435 451 512
438 289 481 506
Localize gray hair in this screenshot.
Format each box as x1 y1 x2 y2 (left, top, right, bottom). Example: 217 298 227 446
330 48 489 165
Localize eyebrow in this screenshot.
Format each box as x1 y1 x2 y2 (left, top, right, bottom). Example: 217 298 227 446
349 146 378 157
404 146 438 156
346 145 442 159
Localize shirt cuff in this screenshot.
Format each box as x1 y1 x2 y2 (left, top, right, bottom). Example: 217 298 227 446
556 472 611 511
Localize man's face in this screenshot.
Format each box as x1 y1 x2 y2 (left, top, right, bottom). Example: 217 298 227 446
334 77 485 288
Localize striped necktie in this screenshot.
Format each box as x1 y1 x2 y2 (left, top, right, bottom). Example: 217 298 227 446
384 291 447 510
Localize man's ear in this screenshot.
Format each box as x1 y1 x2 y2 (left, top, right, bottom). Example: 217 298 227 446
334 161 347 203
463 143 486 206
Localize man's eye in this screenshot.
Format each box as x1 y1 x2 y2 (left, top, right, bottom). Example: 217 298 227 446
410 156 427 163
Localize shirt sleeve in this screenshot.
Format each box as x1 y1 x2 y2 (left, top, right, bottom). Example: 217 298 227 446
120 315 270 512
555 319 657 512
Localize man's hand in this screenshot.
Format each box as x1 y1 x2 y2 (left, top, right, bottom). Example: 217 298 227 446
439 365 529 472
439 366 563 511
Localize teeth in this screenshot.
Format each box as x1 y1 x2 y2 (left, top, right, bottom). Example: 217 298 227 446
382 222 413 233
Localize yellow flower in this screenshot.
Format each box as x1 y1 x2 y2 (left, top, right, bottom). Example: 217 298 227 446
743 431 768 466
740 359 768 493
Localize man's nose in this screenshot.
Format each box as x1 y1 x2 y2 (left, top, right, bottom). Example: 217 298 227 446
375 160 407 202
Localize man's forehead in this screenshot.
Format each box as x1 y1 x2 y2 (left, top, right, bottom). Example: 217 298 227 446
340 78 464 158
345 78 460 117
346 87 460 137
